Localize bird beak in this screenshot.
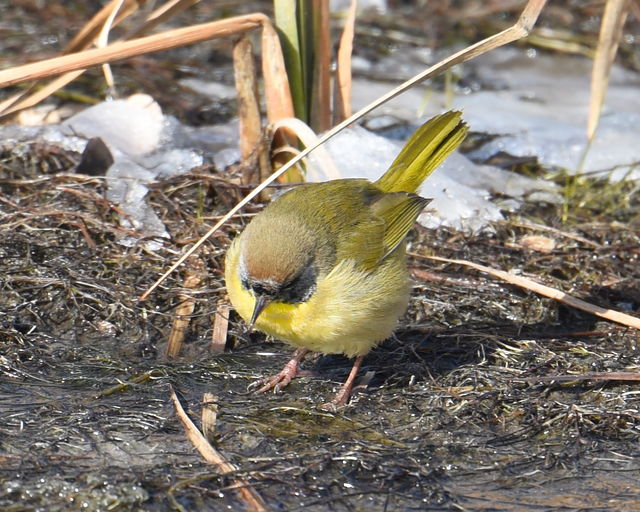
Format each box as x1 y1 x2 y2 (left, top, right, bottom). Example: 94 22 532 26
248 295 270 332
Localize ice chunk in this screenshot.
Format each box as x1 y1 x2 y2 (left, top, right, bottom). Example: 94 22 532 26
320 125 397 182
168 117 240 156
106 160 169 250
61 94 163 157
58 96 201 248
141 149 204 179
214 148 241 170
351 47 640 177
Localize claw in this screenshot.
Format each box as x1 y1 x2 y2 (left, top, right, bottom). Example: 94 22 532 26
254 371 294 394
251 348 309 395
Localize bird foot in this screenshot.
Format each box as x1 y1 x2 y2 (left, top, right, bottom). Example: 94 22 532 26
318 355 365 410
252 367 296 394
318 386 352 411
251 348 310 394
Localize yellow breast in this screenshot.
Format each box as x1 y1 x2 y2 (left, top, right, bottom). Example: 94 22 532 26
225 238 410 358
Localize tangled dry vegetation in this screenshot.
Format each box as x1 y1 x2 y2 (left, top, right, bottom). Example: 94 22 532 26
1 1 640 511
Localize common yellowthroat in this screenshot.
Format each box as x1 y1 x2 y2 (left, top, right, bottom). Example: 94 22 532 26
225 111 468 408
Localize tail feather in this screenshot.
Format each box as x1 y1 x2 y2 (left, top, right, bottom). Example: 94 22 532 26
375 111 468 194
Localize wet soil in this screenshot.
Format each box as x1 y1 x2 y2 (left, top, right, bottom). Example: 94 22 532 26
1 134 639 512
1 2 640 511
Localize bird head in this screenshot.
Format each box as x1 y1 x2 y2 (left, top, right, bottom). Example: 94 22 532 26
237 212 331 329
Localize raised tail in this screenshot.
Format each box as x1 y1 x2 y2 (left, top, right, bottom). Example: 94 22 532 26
374 110 468 194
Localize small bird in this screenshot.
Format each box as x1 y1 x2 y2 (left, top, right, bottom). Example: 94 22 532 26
225 111 468 408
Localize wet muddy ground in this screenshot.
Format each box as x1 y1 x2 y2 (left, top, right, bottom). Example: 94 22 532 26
1 2 640 511
2 132 639 512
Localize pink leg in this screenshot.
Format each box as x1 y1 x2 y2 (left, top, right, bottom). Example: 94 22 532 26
320 355 364 410
253 348 310 394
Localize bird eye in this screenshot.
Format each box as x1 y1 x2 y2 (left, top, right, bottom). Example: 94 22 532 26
278 265 317 303
252 283 270 296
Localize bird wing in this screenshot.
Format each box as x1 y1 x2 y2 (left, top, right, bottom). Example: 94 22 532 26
338 213 387 271
371 193 431 259
338 191 430 271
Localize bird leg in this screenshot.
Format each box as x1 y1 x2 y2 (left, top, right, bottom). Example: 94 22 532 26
320 355 364 410
252 348 310 394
